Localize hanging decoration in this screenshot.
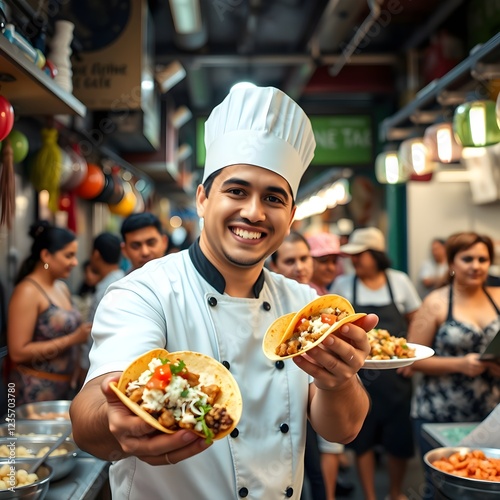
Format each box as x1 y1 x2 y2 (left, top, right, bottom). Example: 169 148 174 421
5 129 29 163
30 128 62 212
73 163 105 199
0 137 15 228
398 138 437 175
108 180 136 216
375 151 409 184
59 145 88 191
0 95 14 141
453 99 500 147
58 190 77 232
423 122 462 163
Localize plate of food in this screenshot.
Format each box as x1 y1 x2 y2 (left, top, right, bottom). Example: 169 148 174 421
262 294 366 360
362 329 434 369
109 349 243 443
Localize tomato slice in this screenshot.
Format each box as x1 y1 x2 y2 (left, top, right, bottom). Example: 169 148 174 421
320 313 338 325
146 364 172 390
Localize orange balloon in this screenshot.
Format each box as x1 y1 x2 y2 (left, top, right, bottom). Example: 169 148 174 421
108 191 136 216
74 163 105 199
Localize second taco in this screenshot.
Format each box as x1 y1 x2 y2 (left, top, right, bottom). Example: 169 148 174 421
262 294 366 360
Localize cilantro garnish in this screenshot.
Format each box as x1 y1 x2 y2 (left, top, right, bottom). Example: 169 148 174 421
196 403 214 444
170 360 186 375
180 389 189 398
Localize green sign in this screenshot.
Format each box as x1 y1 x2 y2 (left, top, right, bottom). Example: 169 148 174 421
309 116 372 165
196 115 372 167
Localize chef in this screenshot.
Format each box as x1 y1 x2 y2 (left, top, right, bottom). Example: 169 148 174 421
70 86 376 499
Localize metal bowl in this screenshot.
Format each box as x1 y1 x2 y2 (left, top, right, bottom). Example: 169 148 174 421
14 401 71 421
0 420 72 440
0 460 53 499
424 446 500 499
0 437 78 481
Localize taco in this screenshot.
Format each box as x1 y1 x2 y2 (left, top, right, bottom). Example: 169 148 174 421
262 294 366 360
109 349 242 443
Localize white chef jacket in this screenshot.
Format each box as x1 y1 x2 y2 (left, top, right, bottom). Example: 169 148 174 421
86 240 318 499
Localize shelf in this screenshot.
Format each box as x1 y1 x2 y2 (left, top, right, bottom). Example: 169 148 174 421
0 35 86 117
380 32 500 142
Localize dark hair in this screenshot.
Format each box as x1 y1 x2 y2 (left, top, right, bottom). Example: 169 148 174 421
445 232 494 265
93 232 122 264
433 238 446 246
270 231 310 264
16 221 76 283
366 249 391 271
202 170 223 198
120 212 163 241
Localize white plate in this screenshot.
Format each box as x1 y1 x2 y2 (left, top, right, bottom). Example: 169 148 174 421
361 343 434 370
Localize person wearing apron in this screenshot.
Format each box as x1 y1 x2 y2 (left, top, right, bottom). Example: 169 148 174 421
70 86 376 499
405 231 500 500
331 227 421 500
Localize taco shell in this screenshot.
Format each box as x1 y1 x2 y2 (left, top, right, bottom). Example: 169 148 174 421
262 294 366 360
109 348 243 440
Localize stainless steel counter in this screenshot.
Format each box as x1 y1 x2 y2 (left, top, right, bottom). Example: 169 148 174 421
45 452 110 500
422 422 479 448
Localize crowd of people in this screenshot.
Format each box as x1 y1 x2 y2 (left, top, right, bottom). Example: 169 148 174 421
4 85 500 500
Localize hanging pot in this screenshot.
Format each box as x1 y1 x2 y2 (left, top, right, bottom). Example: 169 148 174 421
90 173 116 203
60 147 88 191
74 163 105 199
107 170 125 205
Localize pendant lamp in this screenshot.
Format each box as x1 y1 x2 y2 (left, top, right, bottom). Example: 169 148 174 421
398 138 436 175
423 122 463 163
375 151 409 184
453 99 500 147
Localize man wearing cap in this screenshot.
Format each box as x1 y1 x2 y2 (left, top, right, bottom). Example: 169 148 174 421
70 86 375 499
331 227 421 500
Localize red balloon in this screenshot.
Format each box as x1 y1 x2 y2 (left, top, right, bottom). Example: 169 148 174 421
0 96 14 142
74 163 105 199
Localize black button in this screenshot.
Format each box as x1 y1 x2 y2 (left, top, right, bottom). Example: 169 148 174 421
208 296 217 307
222 360 231 370
280 423 289 433
275 360 285 370
263 301 271 311
230 428 239 438
238 487 249 497
286 487 294 497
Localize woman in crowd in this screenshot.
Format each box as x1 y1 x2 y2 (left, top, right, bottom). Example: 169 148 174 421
7 221 92 404
403 231 500 499
331 227 421 500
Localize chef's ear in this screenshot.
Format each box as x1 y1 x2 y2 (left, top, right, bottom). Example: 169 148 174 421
196 184 207 218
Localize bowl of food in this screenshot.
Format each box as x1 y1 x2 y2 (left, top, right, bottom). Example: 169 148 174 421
0 437 78 481
0 420 72 440
424 446 500 499
0 460 53 499
14 401 71 421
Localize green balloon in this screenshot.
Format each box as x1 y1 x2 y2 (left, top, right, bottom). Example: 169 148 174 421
0 129 30 163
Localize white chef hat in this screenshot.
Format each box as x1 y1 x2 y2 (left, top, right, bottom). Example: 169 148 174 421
203 86 316 198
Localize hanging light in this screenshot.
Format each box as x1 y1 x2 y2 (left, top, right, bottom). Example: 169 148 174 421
375 151 409 184
453 99 500 147
398 138 437 175
423 122 463 163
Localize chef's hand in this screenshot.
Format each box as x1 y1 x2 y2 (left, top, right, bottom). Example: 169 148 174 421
101 374 211 466
293 314 377 390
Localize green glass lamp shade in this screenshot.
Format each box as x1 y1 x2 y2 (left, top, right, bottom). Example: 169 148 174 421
453 100 500 147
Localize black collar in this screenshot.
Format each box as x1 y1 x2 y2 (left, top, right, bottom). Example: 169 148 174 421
188 238 265 298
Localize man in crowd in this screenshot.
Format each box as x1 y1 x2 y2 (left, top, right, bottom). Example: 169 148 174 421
120 212 168 272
